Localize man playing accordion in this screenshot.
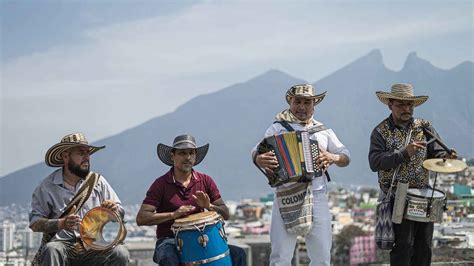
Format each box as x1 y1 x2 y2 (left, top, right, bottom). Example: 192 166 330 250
252 84 350 266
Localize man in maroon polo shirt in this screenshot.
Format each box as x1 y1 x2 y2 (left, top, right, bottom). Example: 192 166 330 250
136 134 246 265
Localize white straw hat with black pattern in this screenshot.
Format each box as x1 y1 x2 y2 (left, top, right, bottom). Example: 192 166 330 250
45 133 105 167
157 135 209 166
285 84 327 105
376 83 428 107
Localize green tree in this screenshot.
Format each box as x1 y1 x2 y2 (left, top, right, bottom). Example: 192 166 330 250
332 225 366 265
346 195 358 209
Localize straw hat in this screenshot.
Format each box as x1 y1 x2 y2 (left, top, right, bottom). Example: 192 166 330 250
285 84 326 105
376 83 428 107
157 135 209 166
45 133 105 167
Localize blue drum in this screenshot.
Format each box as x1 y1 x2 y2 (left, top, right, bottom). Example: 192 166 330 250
171 211 232 265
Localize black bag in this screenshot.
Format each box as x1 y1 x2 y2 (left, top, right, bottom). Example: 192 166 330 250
375 197 394 250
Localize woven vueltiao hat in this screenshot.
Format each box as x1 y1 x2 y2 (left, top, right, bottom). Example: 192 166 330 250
285 84 326 105
45 133 105 167
157 135 209 166
376 83 428 107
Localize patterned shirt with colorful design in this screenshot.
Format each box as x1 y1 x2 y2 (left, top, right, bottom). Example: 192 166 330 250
369 115 448 193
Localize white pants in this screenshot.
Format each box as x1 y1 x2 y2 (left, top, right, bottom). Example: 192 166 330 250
270 191 332 266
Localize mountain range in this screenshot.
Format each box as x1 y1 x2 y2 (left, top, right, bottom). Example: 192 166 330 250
1 49 472 205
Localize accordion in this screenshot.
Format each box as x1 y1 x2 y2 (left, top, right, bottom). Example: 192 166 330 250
257 131 322 187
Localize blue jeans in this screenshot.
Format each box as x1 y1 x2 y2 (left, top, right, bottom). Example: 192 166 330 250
153 237 247 266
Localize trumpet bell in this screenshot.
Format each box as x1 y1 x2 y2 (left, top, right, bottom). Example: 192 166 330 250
80 207 126 250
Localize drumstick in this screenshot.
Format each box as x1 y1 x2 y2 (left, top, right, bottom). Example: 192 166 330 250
425 138 437 145
423 127 453 155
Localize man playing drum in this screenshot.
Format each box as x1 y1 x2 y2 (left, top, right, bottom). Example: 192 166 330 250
369 83 457 265
252 84 350 266
29 133 129 265
136 134 247 265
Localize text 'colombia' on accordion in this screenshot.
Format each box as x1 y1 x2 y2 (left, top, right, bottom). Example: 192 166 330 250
257 131 322 187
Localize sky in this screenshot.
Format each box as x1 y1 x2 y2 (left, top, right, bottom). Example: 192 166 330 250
1 0 473 176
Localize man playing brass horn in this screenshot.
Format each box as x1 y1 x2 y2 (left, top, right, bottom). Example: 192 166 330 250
29 133 129 265
369 83 457 265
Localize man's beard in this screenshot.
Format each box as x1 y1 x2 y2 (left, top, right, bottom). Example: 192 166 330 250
400 112 413 121
179 161 194 173
67 161 90 179
181 166 193 172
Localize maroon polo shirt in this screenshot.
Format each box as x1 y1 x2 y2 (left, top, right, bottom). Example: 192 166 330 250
142 168 222 238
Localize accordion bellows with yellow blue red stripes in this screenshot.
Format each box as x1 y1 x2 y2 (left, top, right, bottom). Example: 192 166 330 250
257 131 322 187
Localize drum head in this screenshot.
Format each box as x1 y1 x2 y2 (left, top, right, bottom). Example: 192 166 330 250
408 188 445 198
80 207 125 250
173 211 220 228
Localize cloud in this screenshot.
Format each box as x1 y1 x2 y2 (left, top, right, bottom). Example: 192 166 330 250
4 3 471 96
5 3 472 88
1 1 472 175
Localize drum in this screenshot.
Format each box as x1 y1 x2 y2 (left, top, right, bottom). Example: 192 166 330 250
79 207 127 250
171 211 232 265
404 188 446 223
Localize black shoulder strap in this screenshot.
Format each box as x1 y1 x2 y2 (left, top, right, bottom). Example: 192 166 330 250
307 124 328 134
273 120 295 132
274 121 329 134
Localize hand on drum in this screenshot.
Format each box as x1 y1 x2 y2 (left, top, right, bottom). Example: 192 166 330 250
61 205 80 231
172 205 196 219
193 191 211 209
256 151 279 173
316 147 336 171
101 200 119 212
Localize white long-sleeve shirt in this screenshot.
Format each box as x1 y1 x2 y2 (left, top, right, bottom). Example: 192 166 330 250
252 119 351 191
